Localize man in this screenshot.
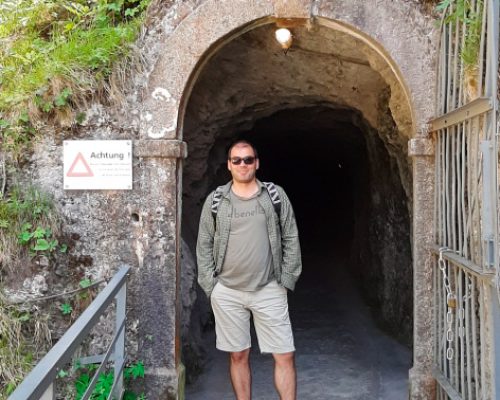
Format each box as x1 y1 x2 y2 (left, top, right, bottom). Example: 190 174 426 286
196 139 302 400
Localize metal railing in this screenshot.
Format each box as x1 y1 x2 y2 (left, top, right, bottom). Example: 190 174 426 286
433 247 492 400
8 265 130 400
432 0 499 398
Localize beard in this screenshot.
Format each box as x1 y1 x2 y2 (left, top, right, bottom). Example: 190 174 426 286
231 168 256 183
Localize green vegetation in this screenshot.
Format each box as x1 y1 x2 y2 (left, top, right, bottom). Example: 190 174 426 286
19 224 62 256
60 302 74 315
0 297 51 398
0 186 58 397
0 3 153 395
69 360 146 399
437 0 483 70
57 278 96 317
0 185 60 272
0 185 123 397
79 278 92 288
0 0 151 161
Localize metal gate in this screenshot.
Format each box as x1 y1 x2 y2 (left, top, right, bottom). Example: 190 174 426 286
432 0 500 398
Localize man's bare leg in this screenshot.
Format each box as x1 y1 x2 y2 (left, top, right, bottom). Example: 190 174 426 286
273 352 296 400
229 349 251 400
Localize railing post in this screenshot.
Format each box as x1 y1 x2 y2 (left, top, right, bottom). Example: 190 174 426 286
112 283 127 398
480 140 495 268
39 384 54 400
8 266 130 400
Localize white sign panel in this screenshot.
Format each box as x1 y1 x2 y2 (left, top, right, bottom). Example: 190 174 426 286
64 140 132 190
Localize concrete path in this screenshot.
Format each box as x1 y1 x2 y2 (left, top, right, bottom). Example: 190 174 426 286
186 256 411 400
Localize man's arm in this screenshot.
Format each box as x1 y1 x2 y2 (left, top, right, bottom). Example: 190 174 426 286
277 187 302 291
196 193 217 298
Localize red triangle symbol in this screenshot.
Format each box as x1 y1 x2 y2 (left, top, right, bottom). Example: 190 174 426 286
67 152 94 177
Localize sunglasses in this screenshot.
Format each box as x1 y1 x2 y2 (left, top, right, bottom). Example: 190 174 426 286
229 156 256 165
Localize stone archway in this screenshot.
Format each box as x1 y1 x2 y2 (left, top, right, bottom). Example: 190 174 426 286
137 1 438 398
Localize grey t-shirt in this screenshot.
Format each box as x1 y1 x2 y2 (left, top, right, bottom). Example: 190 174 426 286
219 189 274 291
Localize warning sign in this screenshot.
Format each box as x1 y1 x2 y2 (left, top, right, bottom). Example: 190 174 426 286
63 141 132 190
67 152 94 177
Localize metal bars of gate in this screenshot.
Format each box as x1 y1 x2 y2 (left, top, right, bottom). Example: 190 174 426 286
8 265 130 400
431 0 499 399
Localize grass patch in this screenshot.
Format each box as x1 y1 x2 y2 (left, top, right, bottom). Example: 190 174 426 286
0 184 72 398
0 0 150 161
0 295 51 398
0 185 60 273
0 2 154 395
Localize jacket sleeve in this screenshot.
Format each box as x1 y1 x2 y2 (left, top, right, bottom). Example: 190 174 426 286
196 193 216 298
277 187 302 291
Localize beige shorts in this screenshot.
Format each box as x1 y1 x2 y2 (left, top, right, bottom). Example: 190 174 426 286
210 280 295 354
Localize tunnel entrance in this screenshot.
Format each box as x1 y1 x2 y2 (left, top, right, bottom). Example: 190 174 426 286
182 105 413 398
179 19 414 395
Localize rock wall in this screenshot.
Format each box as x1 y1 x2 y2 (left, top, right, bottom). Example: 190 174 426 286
351 114 413 344
6 0 439 398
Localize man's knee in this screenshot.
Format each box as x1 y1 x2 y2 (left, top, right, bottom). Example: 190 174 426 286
230 349 251 364
273 351 295 366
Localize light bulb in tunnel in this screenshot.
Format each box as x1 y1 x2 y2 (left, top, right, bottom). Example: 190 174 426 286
275 28 292 53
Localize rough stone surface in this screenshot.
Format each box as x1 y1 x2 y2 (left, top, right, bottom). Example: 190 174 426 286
409 137 435 156
23 123 181 397
10 1 440 398
180 239 211 381
273 0 312 18
411 154 436 381
23 274 49 295
313 0 437 134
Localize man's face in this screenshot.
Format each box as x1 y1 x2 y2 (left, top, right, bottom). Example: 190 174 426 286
227 144 259 184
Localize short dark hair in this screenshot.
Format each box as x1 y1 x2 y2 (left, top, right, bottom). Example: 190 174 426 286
227 139 258 159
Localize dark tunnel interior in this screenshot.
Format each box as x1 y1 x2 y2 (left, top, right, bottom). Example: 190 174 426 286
233 107 368 288
181 106 413 379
